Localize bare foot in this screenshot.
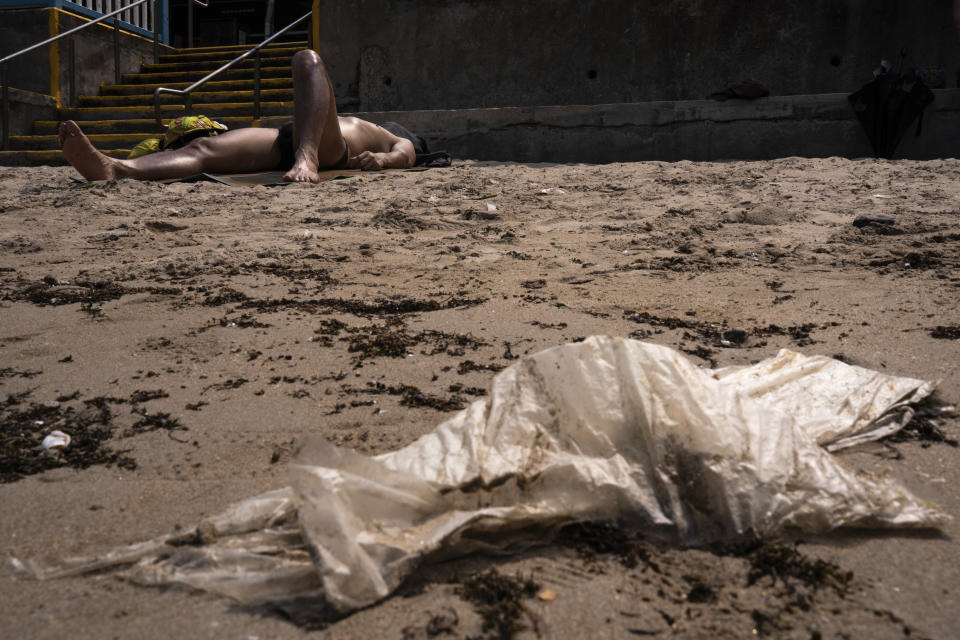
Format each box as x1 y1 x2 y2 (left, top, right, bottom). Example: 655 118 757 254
58 121 121 181
283 156 320 183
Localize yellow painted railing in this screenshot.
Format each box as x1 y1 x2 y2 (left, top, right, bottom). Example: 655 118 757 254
152 10 312 127
1 0 159 149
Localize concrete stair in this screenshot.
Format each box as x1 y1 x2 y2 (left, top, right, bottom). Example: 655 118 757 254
0 41 306 166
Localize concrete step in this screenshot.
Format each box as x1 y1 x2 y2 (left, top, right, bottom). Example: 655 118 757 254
99 77 292 96
32 116 260 135
165 41 307 59
0 149 128 166
58 101 294 121
78 88 294 108
121 66 292 85
9 132 159 151
159 45 304 65
140 55 292 74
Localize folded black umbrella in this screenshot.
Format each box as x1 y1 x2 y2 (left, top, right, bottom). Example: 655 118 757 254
849 71 934 159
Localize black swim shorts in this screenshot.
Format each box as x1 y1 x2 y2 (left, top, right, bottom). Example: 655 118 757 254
274 122 349 171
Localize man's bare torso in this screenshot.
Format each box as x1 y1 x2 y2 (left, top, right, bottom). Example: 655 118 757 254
337 117 403 155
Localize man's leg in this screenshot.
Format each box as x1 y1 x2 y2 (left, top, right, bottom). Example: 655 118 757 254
59 121 282 181
283 49 346 183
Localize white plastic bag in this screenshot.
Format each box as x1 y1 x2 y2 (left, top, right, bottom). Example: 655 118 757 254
16 337 948 615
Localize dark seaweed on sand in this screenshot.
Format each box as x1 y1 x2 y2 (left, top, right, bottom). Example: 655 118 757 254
746 543 853 603
520 279 546 290
128 389 169 403
0 368 42 379
753 323 819 346
201 286 249 306
347 325 416 359
238 295 485 318
342 382 466 412
457 569 539 640
398 385 465 411
457 360 504 375
929 325 960 340
12 279 127 306
348 327 488 362
0 386 192 482
556 521 659 571
124 408 187 438
218 314 271 329
624 309 821 347
0 392 136 483
313 316 487 366
886 414 958 447
7 278 182 306
448 383 487 396
144 220 187 232
680 344 718 366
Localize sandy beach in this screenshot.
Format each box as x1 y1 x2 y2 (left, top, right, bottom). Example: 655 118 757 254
1 157 958 639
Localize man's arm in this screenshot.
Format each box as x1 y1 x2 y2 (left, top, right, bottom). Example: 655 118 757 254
349 138 415 170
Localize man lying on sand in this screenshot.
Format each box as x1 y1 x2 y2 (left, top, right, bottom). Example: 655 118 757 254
59 50 415 183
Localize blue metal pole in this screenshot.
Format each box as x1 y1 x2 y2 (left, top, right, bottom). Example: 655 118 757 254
157 0 169 46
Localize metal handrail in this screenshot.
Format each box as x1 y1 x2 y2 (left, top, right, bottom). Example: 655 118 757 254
153 10 312 128
187 0 210 49
0 0 156 67
1 0 161 150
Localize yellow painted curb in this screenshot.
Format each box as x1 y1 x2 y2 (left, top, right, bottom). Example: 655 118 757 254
63 101 294 113
123 67 293 81
163 46 303 62
12 133 158 143
170 41 307 54
79 89 293 103
102 78 291 92
34 116 256 127
141 56 292 72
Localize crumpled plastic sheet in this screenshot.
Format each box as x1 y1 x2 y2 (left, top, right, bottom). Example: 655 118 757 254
15 337 949 616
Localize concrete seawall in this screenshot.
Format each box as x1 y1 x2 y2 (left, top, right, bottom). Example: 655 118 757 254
314 0 960 112
266 89 960 162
